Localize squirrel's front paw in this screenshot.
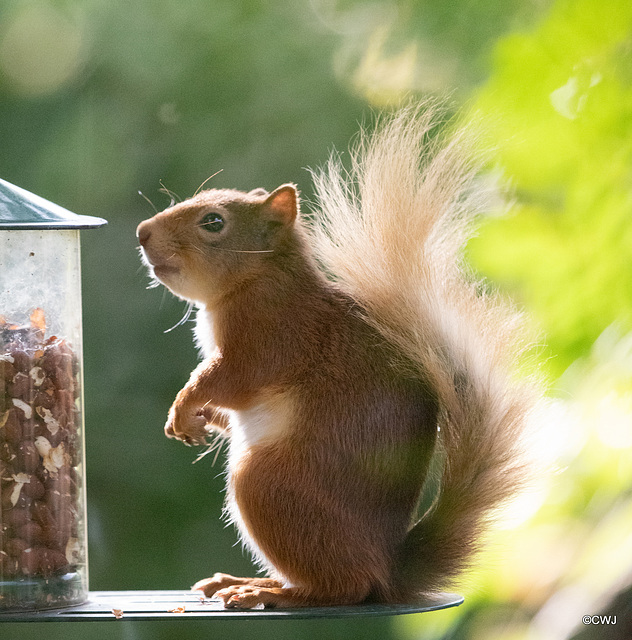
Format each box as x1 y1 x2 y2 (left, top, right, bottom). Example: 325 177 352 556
164 406 209 446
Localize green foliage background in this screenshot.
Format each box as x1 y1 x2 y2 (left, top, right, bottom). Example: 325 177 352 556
1 0 630 638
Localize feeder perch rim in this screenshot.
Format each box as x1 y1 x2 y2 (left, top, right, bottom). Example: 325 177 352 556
0 590 464 622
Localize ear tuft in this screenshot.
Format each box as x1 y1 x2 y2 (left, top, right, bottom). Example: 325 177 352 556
262 184 299 224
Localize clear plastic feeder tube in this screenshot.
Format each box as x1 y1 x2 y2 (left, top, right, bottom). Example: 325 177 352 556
0 229 89 610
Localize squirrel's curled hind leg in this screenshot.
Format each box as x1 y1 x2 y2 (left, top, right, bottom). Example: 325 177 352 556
192 573 282 600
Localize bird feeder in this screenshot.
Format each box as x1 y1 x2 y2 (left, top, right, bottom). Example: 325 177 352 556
0 178 106 611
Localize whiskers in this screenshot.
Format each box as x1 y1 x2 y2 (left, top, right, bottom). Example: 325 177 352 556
193 428 228 466
207 246 274 255
164 301 195 333
145 277 162 290
137 245 178 290
159 180 181 208
138 181 181 211
137 245 162 289
194 170 224 197
138 190 158 213
188 243 274 256
139 171 223 215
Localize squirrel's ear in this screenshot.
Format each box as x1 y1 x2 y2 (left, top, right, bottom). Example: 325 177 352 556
248 188 269 197
262 184 299 225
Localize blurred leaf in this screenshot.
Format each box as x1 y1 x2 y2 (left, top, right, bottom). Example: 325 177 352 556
471 0 632 377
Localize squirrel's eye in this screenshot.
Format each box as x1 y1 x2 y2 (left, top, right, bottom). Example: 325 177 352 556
199 213 225 233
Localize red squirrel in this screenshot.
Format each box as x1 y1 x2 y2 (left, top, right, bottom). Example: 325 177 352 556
136 106 536 609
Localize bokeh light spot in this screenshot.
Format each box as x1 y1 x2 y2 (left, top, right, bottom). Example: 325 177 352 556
0 4 87 96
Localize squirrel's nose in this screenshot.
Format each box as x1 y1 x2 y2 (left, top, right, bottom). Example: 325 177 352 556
137 221 151 247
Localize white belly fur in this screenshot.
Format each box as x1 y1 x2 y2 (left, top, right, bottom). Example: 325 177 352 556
228 391 295 462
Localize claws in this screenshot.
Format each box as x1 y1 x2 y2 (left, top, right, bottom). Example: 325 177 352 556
191 574 286 606
215 586 269 609
164 410 210 446
191 573 238 598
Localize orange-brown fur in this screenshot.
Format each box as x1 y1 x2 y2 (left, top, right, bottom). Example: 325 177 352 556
136 106 537 609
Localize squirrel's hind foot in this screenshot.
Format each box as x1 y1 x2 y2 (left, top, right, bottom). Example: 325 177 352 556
192 573 283 599
214 584 315 609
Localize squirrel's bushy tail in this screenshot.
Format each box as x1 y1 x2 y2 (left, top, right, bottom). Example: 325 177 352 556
308 104 537 597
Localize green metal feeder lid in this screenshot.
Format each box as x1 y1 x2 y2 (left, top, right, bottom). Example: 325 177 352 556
0 178 107 230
